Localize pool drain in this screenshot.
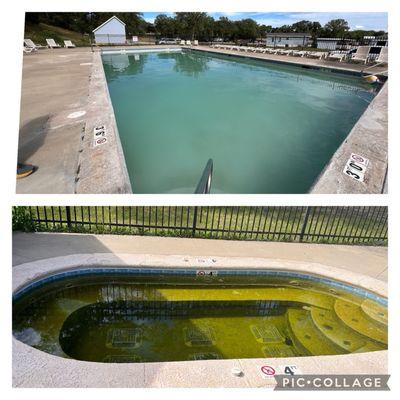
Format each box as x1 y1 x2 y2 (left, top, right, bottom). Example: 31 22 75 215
106 328 142 349
103 354 142 363
183 326 216 347
189 352 221 360
263 344 297 358
251 324 284 344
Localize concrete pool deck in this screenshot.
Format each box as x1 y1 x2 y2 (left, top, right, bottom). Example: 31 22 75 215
16 47 131 194
16 46 388 194
12 233 388 387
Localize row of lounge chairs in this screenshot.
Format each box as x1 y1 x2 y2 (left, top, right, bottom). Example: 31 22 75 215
180 40 199 46
211 44 388 65
211 44 328 59
23 38 76 53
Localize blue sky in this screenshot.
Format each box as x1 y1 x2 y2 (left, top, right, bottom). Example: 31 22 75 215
142 12 387 31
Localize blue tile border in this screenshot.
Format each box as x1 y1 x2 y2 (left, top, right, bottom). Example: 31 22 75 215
12 267 387 306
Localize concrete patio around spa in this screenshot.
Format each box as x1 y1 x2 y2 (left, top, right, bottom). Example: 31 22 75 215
12 232 387 388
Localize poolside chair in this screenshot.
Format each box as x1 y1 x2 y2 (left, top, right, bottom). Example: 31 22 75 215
306 51 328 60
186 40 191 46
23 46 35 54
24 39 46 50
326 51 348 62
291 50 308 57
46 38 61 49
375 47 388 65
64 40 76 48
277 49 292 55
180 40 186 45
350 46 371 64
193 40 199 46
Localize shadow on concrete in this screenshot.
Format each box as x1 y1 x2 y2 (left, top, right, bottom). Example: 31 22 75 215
17 115 50 163
12 232 114 266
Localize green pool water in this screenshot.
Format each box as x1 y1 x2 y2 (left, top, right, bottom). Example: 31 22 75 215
102 49 377 194
13 273 387 363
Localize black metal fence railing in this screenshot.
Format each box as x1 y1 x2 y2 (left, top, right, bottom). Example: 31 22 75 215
18 206 388 246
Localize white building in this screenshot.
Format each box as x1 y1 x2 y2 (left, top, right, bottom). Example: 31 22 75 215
93 16 126 45
266 33 311 48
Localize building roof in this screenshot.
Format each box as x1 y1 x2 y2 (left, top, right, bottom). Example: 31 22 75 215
93 16 126 33
266 32 312 38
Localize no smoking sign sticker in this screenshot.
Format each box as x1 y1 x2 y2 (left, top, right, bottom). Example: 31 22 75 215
259 364 302 379
260 365 276 376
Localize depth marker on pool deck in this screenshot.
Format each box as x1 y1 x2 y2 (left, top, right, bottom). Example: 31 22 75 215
343 153 370 182
93 125 108 147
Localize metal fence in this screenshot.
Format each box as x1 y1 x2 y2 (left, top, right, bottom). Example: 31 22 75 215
22 206 388 246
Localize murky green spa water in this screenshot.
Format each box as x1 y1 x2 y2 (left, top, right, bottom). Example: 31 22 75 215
13 272 387 363
102 49 377 193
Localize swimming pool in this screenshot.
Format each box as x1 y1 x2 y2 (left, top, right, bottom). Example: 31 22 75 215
13 269 387 363
102 49 377 193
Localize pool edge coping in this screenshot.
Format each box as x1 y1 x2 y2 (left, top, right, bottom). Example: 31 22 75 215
74 50 132 194
12 253 387 298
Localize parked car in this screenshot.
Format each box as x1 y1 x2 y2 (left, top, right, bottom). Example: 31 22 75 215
157 38 180 44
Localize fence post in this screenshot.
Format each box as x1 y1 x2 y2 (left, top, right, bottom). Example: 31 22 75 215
66 206 72 231
299 207 311 242
192 206 198 237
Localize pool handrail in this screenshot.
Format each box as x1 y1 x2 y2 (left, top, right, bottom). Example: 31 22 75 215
194 158 213 194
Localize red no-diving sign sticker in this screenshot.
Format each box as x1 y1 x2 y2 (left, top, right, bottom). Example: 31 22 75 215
260 365 276 376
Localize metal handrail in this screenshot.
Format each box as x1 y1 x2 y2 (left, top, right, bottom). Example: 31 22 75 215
194 159 213 194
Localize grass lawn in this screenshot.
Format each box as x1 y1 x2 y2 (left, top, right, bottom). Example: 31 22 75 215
24 23 91 47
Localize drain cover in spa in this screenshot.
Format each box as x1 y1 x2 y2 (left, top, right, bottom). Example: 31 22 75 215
263 344 297 358
188 352 221 360
106 328 142 349
183 326 216 347
251 324 285 343
103 354 142 363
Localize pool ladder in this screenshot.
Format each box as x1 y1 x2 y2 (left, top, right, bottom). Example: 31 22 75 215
194 159 213 194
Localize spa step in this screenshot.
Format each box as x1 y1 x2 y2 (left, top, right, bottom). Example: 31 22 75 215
287 308 344 355
334 299 387 345
360 299 388 327
310 307 383 352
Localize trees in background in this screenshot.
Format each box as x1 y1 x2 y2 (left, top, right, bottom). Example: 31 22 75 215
25 12 386 42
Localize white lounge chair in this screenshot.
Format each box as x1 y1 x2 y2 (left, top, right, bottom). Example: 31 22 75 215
326 51 348 62
350 46 371 64
277 49 292 55
306 51 327 60
64 40 76 48
180 40 185 45
193 40 198 46
23 46 35 54
375 47 388 65
291 50 308 57
185 40 191 45
46 38 61 48
24 38 45 50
